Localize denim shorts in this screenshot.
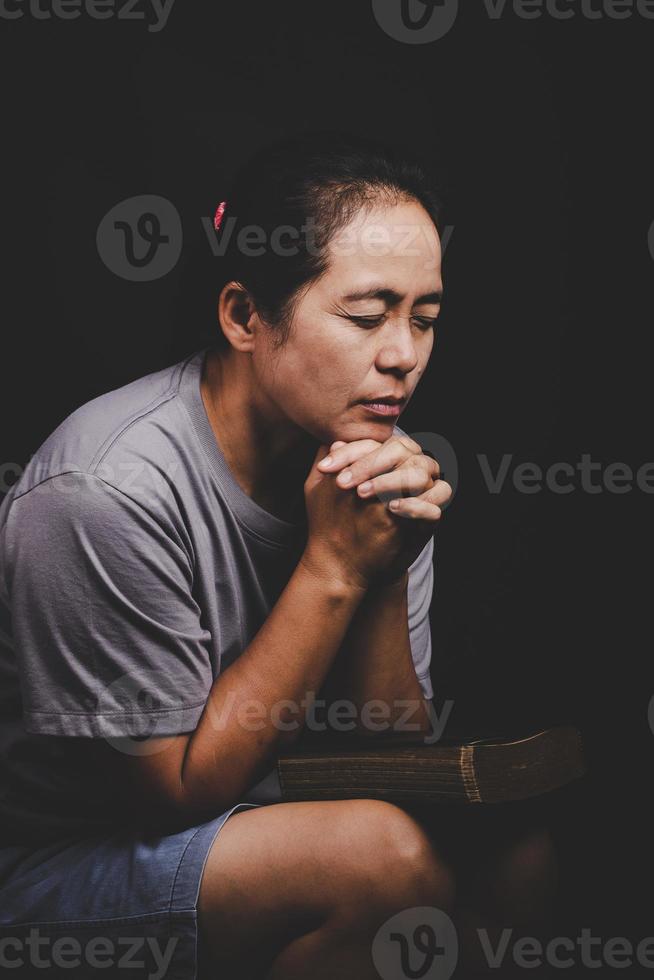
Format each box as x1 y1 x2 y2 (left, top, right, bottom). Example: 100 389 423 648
0 801 263 979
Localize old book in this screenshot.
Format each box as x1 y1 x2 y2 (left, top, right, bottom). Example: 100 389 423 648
276 726 586 805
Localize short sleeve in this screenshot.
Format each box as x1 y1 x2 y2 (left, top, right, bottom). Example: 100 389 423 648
406 535 435 701
5 472 214 739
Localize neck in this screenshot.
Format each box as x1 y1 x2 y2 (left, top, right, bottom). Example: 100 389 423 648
200 346 319 521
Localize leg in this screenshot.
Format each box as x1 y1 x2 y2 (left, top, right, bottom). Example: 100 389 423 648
455 824 559 977
197 797 456 980
406 802 559 977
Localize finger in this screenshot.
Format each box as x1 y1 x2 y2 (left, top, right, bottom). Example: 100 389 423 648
394 480 452 508
381 452 441 487
333 437 419 488
416 479 453 508
317 439 382 472
343 443 441 492
387 496 443 521
435 480 453 506
396 435 423 455
358 465 433 501
313 444 333 466
397 451 441 482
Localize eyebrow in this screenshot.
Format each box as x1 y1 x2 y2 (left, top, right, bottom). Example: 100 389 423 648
343 287 443 305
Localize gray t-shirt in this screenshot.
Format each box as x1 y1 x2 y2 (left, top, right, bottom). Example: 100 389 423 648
0 346 435 844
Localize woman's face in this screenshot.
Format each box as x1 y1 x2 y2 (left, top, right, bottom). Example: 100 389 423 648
252 198 443 445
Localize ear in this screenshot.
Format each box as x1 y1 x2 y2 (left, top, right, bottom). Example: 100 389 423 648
218 282 259 353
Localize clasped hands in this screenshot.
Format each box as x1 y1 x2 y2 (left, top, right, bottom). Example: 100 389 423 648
318 433 452 521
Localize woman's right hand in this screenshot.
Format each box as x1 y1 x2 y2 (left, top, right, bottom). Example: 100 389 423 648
301 442 407 592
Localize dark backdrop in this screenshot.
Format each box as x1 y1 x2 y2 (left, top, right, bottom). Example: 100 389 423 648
2 0 652 960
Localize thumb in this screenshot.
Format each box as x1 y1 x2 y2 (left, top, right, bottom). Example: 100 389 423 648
305 444 333 491
312 443 333 466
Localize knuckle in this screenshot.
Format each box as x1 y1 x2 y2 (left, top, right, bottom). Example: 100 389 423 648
400 436 421 454
417 478 430 494
425 452 441 474
400 460 423 480
391 435 410 454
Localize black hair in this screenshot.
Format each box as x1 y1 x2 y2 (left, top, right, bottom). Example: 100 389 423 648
212 130 446 351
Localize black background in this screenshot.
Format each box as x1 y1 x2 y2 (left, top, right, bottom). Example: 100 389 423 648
2 0 652 963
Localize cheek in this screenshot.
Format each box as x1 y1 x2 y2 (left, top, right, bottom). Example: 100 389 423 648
293 336 361 397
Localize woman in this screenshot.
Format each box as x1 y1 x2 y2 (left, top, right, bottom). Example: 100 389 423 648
0 132 556 978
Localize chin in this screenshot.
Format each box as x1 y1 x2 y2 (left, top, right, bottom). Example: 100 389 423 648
304 407 399 446
331 420 398 445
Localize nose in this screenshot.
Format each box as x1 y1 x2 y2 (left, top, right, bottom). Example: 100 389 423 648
375 317 420 375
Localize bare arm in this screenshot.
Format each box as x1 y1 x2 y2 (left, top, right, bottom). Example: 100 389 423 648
117 440 440 833
316 571 433 741
125 557 365 831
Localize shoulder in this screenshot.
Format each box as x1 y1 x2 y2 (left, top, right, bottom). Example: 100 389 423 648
9 352 197 505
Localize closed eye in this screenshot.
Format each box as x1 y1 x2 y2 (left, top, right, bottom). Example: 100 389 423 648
412 316 439 330
349 315 438 330
349 315 385 328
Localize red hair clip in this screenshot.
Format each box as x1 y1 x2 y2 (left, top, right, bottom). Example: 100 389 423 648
213 201 227 231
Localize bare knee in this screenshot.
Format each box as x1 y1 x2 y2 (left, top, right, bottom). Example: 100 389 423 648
196 798 456 978
339 800 456 915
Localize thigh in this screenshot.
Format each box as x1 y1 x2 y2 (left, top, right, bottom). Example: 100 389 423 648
197 797 453 971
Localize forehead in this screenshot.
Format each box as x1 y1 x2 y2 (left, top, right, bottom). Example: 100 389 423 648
324 199 442 291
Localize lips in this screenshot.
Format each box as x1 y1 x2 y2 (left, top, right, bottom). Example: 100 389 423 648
359 395 406 406
359 400 404 417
